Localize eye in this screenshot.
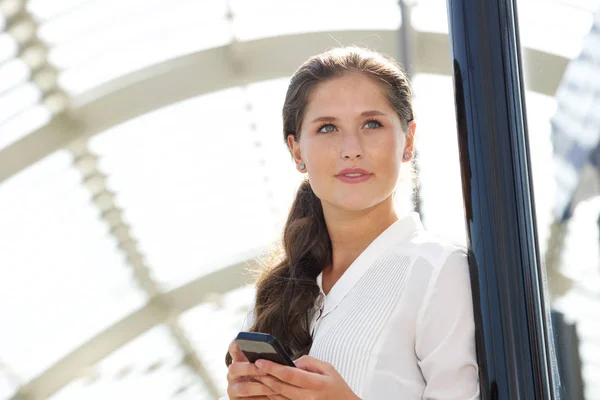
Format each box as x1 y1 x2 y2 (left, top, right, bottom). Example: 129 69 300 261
318 124 336 133
364 120 382 129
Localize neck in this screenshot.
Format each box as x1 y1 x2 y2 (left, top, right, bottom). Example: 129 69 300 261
322 196 399 275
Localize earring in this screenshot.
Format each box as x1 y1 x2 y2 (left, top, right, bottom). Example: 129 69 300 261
403 153 410 160
300 163 306 170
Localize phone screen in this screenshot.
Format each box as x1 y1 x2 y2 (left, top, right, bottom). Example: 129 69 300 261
234 333 296 367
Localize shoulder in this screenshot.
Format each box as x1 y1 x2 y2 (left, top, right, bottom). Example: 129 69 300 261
392 227 468 270
388 228 472 316
406 231 473 328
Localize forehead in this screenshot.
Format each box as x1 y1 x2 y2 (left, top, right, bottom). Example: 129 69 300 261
304 73 393 116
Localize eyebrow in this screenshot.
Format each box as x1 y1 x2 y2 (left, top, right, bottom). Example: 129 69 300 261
310 110 387 124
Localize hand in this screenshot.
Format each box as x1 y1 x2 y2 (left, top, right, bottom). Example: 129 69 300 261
226 341 278 399
254 355 360 400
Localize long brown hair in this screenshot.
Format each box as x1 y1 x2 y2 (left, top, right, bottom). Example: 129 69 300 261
226 47 414 366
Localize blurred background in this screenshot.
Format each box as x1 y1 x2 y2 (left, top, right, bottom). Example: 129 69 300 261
0 0 598 399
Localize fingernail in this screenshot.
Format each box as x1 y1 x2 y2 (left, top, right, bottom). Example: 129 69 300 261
255 359 265 368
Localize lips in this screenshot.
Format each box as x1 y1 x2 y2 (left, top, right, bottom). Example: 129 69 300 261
337 168 371 176
336 168 373 184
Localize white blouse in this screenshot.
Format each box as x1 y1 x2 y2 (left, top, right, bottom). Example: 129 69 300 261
227 213 480 400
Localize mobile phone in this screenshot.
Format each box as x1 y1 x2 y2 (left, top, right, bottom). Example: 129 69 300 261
234 332 296 367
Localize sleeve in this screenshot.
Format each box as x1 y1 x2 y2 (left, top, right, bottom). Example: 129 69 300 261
219 307 256 400
415 250 480 400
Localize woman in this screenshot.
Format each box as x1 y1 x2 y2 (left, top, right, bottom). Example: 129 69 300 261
223 47 480 399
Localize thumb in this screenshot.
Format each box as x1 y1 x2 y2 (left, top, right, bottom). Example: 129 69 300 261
294 355 333 374
228 341 249 363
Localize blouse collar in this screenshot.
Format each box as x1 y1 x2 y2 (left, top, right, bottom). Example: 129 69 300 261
316 212 423 318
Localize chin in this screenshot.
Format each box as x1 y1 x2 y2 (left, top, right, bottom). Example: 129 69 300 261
332 194 383 212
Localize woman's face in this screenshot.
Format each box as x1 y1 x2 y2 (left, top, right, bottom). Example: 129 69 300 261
287 72 416 213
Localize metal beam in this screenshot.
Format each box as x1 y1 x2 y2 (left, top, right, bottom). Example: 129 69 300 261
0 30 568 184
0 0 70 124
67 140 221 398
398 1 424 217
10 254 259 400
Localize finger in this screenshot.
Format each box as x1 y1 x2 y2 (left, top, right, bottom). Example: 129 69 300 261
255 359 323 389
267 395 291 400
231 396 271 400
294 355 334 374
228 381 278 398
229 341 249 363
230 397 270 400
232 398 270 400
228 362 267 381
255 375 308 400
231 397 271 400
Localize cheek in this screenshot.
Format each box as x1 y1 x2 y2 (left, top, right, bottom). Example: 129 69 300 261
301 139 338 198
375 136 405 191
302 137 335 171
376 133 403 168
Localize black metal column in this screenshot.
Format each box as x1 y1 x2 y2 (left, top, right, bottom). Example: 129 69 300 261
446 1 557 399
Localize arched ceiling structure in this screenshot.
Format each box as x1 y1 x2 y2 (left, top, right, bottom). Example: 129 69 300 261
0 0 597 399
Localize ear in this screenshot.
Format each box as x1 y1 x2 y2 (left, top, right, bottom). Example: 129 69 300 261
402 121 417 163
287 134 306 173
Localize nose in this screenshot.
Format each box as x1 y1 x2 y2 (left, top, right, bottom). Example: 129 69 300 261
340 131 363 160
